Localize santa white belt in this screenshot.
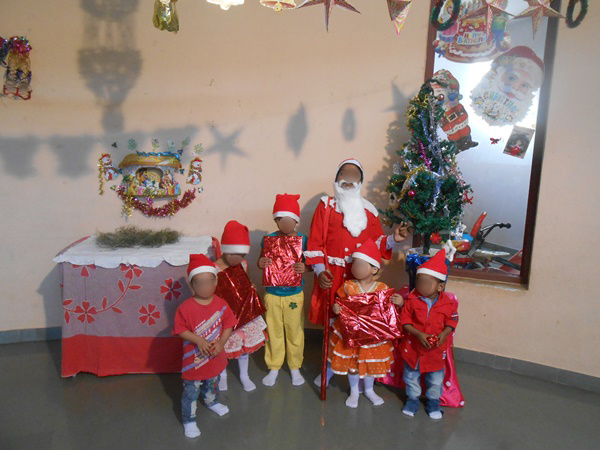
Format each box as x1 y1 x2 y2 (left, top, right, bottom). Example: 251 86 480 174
304 251 353 267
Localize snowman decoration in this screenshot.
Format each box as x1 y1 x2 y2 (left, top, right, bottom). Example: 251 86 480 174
99 153 119 180
186 157 203 185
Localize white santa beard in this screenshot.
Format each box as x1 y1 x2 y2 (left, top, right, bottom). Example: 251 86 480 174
334 181 368 238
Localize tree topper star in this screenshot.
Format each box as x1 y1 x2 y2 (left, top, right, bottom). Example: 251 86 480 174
296 0 360 31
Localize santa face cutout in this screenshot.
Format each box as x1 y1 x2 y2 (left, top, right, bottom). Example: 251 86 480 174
470 46 545 126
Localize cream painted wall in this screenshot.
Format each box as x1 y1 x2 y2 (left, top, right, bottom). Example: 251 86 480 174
1 1 598 377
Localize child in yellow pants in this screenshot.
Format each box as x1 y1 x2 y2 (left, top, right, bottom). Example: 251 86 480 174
258 194 307 386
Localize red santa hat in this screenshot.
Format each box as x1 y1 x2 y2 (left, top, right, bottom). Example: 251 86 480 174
416 249 448 281
492 46 545 87
336 158 364 181
351 238 382 269
188 254 218 281
272 193 301 223
220 220 250 254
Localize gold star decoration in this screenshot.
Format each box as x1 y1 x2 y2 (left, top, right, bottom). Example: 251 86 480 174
296 0 360 31
387 0 412 34
514 0 564 37
463 0 513 38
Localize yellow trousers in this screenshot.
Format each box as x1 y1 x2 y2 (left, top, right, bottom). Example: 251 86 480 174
264 291 305 370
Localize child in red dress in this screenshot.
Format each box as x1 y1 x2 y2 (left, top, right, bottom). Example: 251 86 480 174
173 254 237 438
216 220 268 392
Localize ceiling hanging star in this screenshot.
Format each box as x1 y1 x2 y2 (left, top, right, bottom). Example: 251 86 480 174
387 0 412 34
514 0 564 37
296 0 360 31
463 0 513 38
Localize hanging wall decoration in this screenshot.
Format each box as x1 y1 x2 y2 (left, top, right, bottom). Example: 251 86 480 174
0 36 32 100
296 0 360 31
207 0 245 10
433 0 512 63
470 45 545 126
153 0 180 33
387 0 413 34
514 0 564 37
99 138 202 218
261 0 297 12
430 69 478 152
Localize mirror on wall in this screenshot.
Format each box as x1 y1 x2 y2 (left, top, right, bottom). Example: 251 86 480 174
422 0 561 284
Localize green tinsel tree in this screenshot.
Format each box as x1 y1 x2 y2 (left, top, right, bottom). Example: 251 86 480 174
382 77 472 255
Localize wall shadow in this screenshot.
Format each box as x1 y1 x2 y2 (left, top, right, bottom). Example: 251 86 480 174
286 103 308 158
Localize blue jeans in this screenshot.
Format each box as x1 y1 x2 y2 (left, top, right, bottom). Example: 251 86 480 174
181 376 219 424
403 362 445 414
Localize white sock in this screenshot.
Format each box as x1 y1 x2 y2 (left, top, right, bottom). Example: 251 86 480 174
345 374 360 408
207 402 229 417
262 369 279 387
363 376 384 406
291 369 305 386
218 369 228 391
402 409 415 417
313 365 334 387
429 410 443 420
183 422 201 438
238 355 256 392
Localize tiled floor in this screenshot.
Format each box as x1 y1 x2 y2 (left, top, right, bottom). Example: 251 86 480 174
1 334 599 449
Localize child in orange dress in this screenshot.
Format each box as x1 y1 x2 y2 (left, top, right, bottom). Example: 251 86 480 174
329 239 404 408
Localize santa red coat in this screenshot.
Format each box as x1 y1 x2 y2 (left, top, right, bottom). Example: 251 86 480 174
305 196 392 325
441 104 471 140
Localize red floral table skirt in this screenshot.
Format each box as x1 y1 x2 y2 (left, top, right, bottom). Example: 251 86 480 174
60 262 193 377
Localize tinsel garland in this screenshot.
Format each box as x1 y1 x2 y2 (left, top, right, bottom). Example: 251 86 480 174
116 186 196 218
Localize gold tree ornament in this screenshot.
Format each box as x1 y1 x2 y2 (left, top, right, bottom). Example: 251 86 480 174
261 0 296 12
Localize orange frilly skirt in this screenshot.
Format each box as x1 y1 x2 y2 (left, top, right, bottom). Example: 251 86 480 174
327 319 393 378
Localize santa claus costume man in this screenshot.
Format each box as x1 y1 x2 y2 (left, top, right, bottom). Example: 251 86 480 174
304 159 409 386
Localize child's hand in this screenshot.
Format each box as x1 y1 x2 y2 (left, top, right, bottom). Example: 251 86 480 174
332 303 341 315
293 262 306 274
437 334 448 347
318 270 334 289
209 339 225 356
390 293 404 307
393 221 410 243
195 337 212 356
258 257 272 269
416 332 432 349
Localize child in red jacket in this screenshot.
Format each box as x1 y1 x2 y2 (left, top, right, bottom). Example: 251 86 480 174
400 248 459 420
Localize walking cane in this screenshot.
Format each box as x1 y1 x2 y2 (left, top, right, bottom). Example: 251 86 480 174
320 198 333 401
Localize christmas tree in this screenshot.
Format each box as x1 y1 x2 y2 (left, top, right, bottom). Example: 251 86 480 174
382 76 472 255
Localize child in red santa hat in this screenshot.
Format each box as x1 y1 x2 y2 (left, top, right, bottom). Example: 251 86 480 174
328 238 405 408
215 220 268 392
258 194 308 387
173 254 238 438
400 247 459 420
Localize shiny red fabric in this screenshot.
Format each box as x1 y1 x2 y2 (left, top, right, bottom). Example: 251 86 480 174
215 264 266 330
336 288 402 347
262 236 303 287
